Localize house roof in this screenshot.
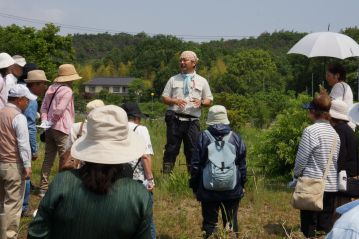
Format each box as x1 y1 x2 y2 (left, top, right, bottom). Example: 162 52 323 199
84 77 135 86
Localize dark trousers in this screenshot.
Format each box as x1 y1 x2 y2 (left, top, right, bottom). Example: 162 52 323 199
163 112 200 173
300 192 336 238
201 199 240 238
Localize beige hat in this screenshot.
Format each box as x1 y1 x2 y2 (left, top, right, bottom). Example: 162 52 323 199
330 100 349 121
206 105 230 125
86 99 105 114
54 64 82 83
0 53 15 69
180 51 199 62
71 105 146 164
24 70 50 83
12 55 26 67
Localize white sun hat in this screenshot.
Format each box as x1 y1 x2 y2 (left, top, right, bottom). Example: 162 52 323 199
330 100 349 121
0 52 16 69
71 105 146 164
206 105 230 125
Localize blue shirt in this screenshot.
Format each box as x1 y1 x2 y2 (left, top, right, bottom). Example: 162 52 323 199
326 200 359 239
24 99 38 156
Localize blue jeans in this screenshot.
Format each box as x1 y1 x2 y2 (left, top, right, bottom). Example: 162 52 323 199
22 179 30 211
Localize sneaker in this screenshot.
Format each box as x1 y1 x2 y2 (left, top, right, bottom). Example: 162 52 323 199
21 209 33 217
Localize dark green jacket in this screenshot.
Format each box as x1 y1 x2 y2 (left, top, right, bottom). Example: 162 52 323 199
28 170 152 239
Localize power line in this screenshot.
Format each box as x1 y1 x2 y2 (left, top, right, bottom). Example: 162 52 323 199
0 11 256 41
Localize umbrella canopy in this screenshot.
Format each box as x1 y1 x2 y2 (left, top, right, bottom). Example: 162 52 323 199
288 32 359 60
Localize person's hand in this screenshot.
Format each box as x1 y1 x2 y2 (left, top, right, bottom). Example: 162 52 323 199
192 98 201 108
146 179 155 192
23 167 32 180
175 98 187 109
32 154 38 161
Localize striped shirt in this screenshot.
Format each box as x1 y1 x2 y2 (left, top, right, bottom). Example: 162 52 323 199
294 120 340 192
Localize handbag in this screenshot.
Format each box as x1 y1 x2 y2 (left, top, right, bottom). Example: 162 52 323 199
59 121 84 171
292 136 337 211
39 85 63 142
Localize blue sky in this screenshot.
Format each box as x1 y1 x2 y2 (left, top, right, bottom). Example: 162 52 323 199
0 0 358 41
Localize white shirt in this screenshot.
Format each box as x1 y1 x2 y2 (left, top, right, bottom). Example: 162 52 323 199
330 82 353 107
0 76 7 109
7 103 31 168
5 74 17 93
128 122 153 181
65 121 87 150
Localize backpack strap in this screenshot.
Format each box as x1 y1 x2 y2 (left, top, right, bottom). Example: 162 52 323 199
204 130 233 150
132 124 141 172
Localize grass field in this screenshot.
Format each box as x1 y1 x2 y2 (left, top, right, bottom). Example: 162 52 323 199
18 118 310 239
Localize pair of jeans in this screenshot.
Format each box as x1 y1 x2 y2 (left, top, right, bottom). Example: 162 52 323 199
163 112 200 173
201 199 240 238
22 179 30 212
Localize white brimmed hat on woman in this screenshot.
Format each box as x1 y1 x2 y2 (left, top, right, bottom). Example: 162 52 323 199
330 100 349 121
206 105 230 125
71 105 146 164
0 52 15 69
54 64 82 83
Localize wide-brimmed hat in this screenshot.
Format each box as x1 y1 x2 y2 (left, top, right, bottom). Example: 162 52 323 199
206 105 230 125
24 70 50 83
8 84 37 101
0 53 15 69
54 64 82 83
71 105 146 164
12 55 26 67
121 102 148 118
86 99 105 114
348 103 359 125
330 100 349 121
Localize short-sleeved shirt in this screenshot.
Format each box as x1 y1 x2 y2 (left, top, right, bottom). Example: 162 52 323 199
128 122 154 182
330 82 353 107
162 73 213 118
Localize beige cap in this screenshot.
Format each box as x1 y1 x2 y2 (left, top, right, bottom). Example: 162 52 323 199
206 105 230 125
86 99 105 114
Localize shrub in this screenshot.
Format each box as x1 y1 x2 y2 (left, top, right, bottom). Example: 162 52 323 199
256 94 311 178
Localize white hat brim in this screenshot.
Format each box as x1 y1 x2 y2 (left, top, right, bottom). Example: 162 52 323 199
330 109 349 121
71 131 146 164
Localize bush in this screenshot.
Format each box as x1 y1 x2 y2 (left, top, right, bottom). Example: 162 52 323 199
256 94 311 178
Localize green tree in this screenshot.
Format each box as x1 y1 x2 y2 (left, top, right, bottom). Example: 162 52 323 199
0 24 74 79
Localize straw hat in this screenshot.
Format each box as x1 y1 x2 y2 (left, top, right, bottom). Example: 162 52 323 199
0 53 15 69
348 103 359 125
71 105 146 164
330 100 349 121
24 70 50 83
206 105 230 125
54 64 82 83
86 99 105 114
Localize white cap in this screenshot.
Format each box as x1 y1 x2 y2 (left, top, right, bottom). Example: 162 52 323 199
12 55 26 67
0 53 16 69
8 84 37 101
